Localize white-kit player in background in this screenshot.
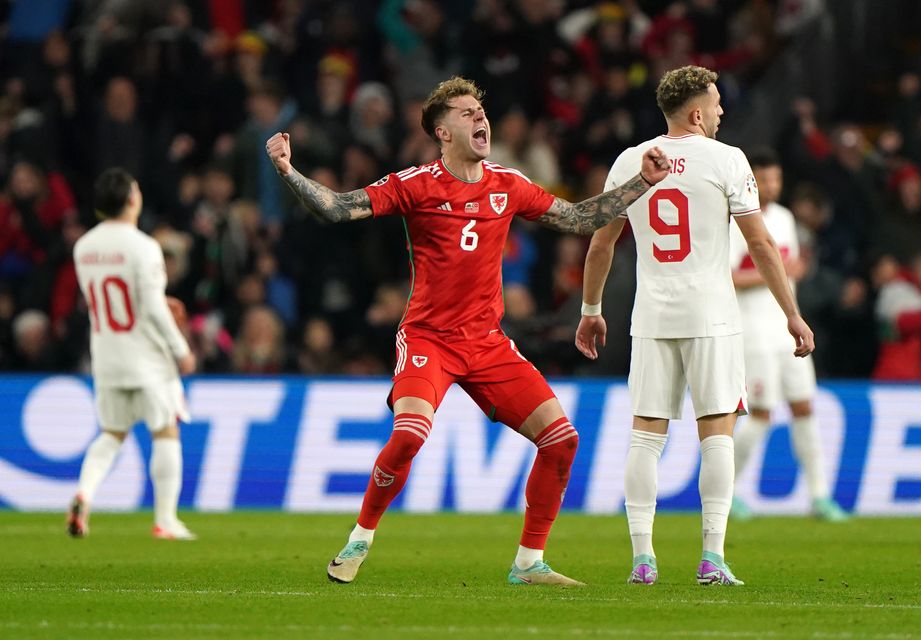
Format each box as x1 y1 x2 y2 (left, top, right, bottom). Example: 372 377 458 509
727 149 847 522
574 66 815 586
69 167 197 540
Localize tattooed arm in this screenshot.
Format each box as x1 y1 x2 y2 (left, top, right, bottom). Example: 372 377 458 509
281 167 372 222
537 146 670 235
538 174 649 235
266 132 372 222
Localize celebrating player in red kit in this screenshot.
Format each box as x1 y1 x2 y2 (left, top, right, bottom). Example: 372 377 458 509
266 76 670 586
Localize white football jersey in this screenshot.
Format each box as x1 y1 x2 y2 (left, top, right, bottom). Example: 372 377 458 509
605 134 760 338
729 201 798 353
74 221 190 388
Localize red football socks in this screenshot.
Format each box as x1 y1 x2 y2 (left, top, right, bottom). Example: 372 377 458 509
357 413 432 530
520 417 579 549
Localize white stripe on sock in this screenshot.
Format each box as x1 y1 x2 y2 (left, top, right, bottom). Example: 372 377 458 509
537 430 578 448
536 422 573 447
394 425 429 441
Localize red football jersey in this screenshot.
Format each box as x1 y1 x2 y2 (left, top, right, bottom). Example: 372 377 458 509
365 159 555 337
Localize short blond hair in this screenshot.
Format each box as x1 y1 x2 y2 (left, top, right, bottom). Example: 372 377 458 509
656 66 718 117
421 76 484 144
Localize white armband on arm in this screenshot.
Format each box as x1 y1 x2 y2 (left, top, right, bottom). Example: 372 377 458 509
581 302 602 316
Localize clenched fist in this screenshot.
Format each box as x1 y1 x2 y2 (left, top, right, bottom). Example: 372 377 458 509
641 146 670 185
266 132 292 176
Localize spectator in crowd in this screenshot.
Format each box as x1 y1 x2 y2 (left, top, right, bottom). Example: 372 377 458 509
232 304 286 374
552 235 586 310
188 311 233 373
188 187 255 314
875 163 921 264
225 270 266 337
363 281 409 368
349 82 397 165
461 0 554 121
576 64 644 167
9 309 57 371
143 1 210 145
396 98 440 168
568 2 643 86
192 164 236 232
490 107 562 190
790 183 875 377
298 53 355 165
502 219 538 290
871 252 921 380
232 31 270 94
0 285 17 368
231 81 298 229
377 0 462 103
254 249 297 329
890 71 921 165
297 316 342 374
0 160 76 305
41 210 85 338
94 76 145 180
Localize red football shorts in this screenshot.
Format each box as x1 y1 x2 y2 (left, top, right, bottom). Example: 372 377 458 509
388 326 557 430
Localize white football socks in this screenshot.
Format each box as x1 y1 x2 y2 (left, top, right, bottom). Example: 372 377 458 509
733 415 770 480
700 434 734 557
78 432 122 501
150 438 182 527
514 545 543 570
349 523 375 544
790 415 830 500
624 430 667 558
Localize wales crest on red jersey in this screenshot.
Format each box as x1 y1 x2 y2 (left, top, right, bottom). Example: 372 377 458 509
489 193 508 215
412 355 428 367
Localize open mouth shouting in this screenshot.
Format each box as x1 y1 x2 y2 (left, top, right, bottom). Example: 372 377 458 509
472 125 489 150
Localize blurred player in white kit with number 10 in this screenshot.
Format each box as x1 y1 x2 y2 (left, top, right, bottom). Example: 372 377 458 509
69 168 197 540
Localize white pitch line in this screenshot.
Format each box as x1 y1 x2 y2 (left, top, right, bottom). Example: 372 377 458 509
0 621 917 639
7 584 921 611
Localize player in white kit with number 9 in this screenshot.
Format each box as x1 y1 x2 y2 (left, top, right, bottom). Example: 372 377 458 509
69 168 197 540
574 66 815 585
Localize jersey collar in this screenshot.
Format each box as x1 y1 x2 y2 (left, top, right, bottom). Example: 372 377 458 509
439 157 484 184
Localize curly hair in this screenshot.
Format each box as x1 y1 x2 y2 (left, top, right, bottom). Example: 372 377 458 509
655 66 719 117
421 76 485 144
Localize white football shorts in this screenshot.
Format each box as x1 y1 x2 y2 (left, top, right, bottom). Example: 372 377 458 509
95 379 190 432
744 349 816 410
629 334 747 420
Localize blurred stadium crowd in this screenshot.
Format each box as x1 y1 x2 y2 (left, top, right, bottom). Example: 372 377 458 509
1 0 920 379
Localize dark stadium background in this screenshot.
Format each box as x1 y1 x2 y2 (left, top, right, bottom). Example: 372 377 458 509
1 0 920 381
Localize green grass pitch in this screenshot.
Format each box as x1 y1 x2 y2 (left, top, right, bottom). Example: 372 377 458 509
1 512 919 639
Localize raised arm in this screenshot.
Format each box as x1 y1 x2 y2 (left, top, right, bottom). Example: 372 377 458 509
734 212 815 356
266 132 373 222
537 147 670 235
